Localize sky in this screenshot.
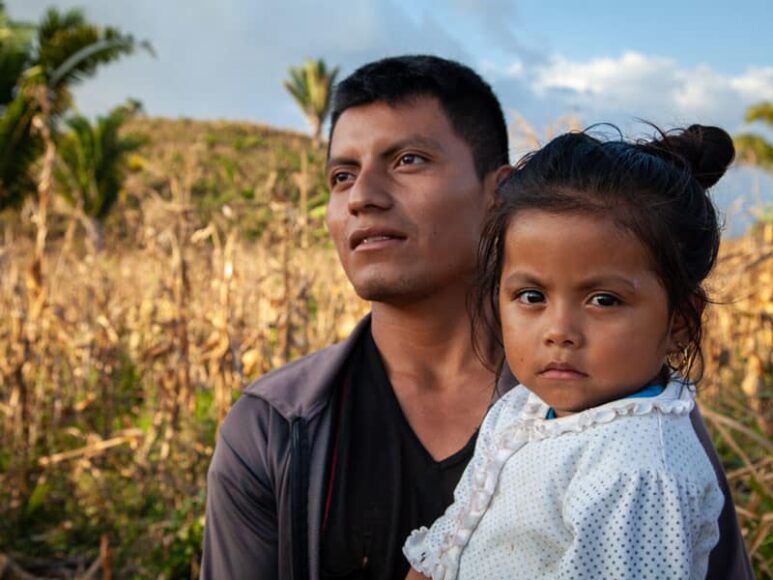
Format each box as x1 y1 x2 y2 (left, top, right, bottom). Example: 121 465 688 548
7 0 773 234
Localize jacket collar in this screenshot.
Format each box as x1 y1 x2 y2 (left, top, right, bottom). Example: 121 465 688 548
243 313 518 421
242 314 372 421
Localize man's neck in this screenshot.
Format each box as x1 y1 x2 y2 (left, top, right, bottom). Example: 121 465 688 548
369 290 498 460
370 290 494 392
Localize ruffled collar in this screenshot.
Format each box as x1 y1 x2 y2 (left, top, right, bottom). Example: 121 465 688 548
516 379 695 441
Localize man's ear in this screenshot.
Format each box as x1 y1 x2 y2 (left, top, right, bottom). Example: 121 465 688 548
494 163 513 185
483 164 513 208
667 296 706 352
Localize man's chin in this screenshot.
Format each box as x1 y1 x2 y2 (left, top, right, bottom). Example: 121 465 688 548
351 276 430 305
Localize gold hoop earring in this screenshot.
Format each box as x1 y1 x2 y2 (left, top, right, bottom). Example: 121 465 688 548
668 343 690 372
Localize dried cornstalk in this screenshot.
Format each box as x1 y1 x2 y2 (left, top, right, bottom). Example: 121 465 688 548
37 429 143 466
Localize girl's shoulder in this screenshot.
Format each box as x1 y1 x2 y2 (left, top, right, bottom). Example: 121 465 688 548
485 379 719 488
482 383 532 435
557 381 718 487
508 379 717 484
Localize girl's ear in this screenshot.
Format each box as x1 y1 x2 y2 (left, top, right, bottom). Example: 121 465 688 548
667 296 706 353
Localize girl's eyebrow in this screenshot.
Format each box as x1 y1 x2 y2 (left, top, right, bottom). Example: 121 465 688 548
501 271 639 292
500 271 544 287
575 274 638 292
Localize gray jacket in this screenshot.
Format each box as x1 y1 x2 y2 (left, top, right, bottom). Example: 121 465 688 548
201 315 753 579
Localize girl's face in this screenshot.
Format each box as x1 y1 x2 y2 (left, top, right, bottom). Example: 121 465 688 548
498 210 680 417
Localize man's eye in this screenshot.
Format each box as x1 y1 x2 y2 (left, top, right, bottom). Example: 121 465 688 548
589 293 620 307
330 171 353 187
515 290 545 304
397 153 426 166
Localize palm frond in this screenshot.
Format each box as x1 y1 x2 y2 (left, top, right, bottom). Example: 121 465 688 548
0 4 34 107
0 41 30 106
0 92 40 209
35 8 153 94
283 58 339 140
55 102 145 219
744 102 773 127
733 102 773 174
734 133 773 172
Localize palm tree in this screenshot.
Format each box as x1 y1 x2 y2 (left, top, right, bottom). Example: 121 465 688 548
0 2 35 109
55 100 145 251
733 102 773 173
283 58 339 145
0 6 152 210
0 5 152 293
0 3 37 208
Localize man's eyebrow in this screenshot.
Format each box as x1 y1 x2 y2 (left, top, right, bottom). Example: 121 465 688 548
327 135 444 172
380 135 443 159
325 156 359 172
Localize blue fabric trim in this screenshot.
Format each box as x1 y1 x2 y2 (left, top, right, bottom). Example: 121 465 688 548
626 384 666 399
546 384 666 420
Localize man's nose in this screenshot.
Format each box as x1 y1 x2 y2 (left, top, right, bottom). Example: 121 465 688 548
347 167 392 214
543 305 583 348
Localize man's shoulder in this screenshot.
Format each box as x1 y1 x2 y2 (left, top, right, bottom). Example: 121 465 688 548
239 314 371 421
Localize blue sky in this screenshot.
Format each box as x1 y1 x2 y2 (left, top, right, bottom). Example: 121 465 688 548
7 0 773 233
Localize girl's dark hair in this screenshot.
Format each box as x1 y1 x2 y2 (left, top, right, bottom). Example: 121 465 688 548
473 124 735 382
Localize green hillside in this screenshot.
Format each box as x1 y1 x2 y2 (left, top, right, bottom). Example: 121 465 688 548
119 116 330 240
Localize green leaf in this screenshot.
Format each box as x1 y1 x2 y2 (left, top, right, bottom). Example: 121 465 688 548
283 58 339 140
733 102 773 174
26 480 50 516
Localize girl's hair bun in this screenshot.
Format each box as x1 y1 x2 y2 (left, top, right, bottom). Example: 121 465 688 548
658 124 735 188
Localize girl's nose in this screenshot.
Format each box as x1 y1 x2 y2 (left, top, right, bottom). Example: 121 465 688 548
543 307 583 348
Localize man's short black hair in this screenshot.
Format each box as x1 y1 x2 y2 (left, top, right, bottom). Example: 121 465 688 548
329 55 509 179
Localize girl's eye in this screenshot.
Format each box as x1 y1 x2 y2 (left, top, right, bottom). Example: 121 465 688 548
516 290 545 304
589 293 621 307
397 153 426 166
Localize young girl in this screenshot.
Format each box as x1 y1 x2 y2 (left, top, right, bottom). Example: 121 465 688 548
403 125 736 579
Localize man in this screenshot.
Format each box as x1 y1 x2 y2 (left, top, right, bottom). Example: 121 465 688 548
201 55 751 579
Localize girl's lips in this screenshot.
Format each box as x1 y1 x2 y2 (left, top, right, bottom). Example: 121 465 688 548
539 368 587 380
539 363 588 379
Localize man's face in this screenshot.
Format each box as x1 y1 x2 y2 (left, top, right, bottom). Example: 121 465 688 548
326 97 497 304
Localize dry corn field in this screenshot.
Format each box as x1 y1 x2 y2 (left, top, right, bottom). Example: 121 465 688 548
0 198 771 577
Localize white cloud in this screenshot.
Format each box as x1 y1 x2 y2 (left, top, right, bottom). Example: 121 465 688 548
6 0 476 129
532 52 667 96
514 51 773 130
730 67 773 101
8 0 771 141
486 51 773 236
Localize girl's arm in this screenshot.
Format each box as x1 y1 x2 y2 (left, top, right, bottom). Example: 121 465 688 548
560 469 723 579
402 386 531 580
405 568 430 580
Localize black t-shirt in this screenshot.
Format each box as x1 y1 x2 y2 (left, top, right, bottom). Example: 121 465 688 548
320 330 477 580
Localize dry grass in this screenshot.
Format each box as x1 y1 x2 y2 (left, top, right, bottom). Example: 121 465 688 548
0 184 367 576
701 220 773 576
0 126 770 574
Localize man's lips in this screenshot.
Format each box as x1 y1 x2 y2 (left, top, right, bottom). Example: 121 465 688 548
349 227 407 250
538 362 588 379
